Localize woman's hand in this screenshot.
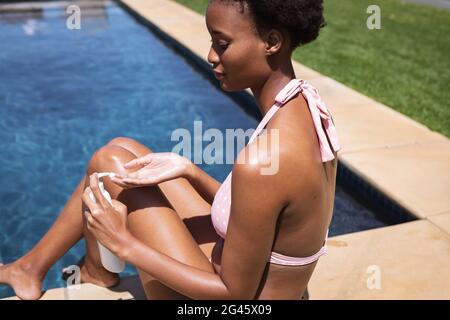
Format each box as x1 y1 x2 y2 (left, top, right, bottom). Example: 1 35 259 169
82 173 135 258
110 152 193 189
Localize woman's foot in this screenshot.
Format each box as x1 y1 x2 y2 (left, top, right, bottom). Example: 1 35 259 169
62 256 120 288
0 255 119 300
0 260 45 300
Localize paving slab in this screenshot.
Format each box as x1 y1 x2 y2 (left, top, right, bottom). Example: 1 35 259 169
428 212 450 235
340 141 450 218
309 220 450 299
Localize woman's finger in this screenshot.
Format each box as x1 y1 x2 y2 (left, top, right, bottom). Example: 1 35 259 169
122 177 157 185
111 200 128 220
86 212 97 226
125 168 161 180
123 158 139 169
82 187 100 213
110 176 136 189
111 199 127 212
124 155 151 169
123 171 140 179
86 217 98 234
89 173 110 208
89 208 104 219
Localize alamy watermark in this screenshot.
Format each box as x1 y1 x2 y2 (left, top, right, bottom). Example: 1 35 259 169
366 265 382 290
367 5 382 30
63 265 81 300
66 5 81 30
171 121 280 175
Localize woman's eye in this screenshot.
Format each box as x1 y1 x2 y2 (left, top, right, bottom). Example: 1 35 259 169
211 39 229 51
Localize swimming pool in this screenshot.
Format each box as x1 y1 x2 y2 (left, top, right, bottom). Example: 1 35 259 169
0 1 400 299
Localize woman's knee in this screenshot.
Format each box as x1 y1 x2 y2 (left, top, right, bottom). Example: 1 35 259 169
106 136 153 155
87 144 136 175
106 136 135 148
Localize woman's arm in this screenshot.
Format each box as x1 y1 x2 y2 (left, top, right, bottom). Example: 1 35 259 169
111 153 221 205
122 237 232 299
185 162 222 205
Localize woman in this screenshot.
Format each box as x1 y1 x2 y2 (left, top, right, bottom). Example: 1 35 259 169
0 0 340 300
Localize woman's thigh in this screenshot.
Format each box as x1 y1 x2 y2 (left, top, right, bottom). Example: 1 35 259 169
123 185 215 300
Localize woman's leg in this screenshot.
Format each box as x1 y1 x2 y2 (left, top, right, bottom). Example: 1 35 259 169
0 175 87 300
87 142 216 299
0 137 219 300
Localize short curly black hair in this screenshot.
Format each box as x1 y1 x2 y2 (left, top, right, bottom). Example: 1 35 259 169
212 0 326 49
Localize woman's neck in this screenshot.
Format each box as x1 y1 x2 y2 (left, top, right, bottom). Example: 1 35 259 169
251 63 296 117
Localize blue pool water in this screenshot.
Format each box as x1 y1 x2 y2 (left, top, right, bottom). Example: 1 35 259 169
0 3 388 299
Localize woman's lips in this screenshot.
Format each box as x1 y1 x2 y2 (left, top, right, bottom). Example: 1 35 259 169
213 71 225 80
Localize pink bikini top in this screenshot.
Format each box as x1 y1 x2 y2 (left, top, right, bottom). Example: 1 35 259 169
211 79 342 266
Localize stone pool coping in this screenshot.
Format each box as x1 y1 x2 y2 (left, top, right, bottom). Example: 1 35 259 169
2 0 450 300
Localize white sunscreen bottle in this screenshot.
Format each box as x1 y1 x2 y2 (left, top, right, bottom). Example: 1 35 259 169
88 172 125 273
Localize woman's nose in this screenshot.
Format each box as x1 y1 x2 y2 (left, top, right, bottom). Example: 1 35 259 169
207 45 219 66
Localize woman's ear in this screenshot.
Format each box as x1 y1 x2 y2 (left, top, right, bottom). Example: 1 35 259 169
264 29 284 56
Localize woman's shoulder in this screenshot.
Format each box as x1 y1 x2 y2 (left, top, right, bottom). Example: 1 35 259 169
232 127 321 206
232 89 326 186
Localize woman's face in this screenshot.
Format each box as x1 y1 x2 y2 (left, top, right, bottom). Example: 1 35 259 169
206 1 271 92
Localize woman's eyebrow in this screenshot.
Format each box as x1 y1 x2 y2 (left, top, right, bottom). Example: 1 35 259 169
212 29 232 38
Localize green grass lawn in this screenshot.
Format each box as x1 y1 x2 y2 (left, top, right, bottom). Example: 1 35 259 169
174 0 450 138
